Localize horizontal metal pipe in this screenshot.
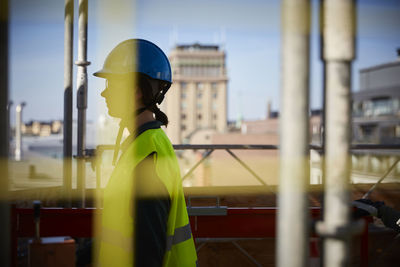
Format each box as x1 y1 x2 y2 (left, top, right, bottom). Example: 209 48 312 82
94 144 400 152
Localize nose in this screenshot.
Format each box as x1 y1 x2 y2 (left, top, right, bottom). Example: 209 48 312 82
101 80 109 98
101 87 107 98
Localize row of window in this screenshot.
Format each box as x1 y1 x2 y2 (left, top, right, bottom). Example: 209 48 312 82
181 101 218 110
353 97 400 117
181 82 219 90
181 91 218 99
355 124 400 143
177 66 223 77
181 113 218 120
180 124 218 131
181 83 219 101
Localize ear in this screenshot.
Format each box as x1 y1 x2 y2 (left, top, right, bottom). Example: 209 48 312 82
135 87 143 101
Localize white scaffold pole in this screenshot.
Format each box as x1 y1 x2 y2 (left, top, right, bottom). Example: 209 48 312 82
15 102 26 161
0 0 10 265
318 1 358 266
63 0 74 207
76 0 90 208
277 1 311 267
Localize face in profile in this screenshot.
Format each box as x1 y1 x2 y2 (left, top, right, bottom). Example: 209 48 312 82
101 76 136 119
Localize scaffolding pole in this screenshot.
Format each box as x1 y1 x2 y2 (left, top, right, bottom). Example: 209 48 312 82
277 1 311 267
76 0 90 208
63 0 74 207
15 102 26 161
0 0 10 265
320 0 356 266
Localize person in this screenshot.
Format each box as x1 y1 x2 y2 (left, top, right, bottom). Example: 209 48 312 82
353 198 400 233
93 39 198 267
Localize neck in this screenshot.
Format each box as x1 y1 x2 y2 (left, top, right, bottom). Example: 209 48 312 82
126 109 155 134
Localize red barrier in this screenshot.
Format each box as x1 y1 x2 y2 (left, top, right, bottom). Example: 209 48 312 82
11 206 369 266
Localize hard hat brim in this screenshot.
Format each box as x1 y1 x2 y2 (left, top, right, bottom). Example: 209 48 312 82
93 69 124 78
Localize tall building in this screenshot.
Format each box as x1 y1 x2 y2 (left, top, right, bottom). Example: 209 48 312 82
165 43 228 144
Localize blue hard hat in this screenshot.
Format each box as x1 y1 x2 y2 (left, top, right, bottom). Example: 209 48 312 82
94 39 172 84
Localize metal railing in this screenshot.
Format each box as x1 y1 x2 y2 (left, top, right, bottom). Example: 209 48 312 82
90 143 400 191
93 144 279 191
79 142 400 267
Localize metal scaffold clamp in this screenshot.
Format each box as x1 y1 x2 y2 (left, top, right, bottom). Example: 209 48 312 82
315 219 365 239
75 60 91 67
187 196 227 216
73 148 97 171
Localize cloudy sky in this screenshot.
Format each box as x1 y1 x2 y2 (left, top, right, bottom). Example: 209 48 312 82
9 0 400 124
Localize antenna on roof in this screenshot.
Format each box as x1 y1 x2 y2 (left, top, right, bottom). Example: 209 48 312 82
236 91 243 129
169 26 179 48
266 98 272 119
220 26 226 51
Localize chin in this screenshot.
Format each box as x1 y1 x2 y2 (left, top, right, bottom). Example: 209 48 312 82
108 108 133 119
107 109 122 119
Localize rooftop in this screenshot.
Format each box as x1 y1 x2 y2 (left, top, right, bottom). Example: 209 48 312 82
175 43 220 51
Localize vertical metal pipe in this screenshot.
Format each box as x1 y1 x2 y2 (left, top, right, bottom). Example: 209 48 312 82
277 1 311 267
322 0 355 266
7 101 12 157
63 0 74 207
0 0 10 265
76 0 90 208
319 2 327 264
15 102 26 161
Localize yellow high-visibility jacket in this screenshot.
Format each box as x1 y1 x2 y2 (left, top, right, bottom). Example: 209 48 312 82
99 126 197 266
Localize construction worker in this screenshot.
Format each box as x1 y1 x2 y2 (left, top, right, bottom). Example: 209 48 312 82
93 39 198 266
353 199 400 233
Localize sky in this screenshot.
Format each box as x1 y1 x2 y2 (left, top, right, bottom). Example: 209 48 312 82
8 0 400 125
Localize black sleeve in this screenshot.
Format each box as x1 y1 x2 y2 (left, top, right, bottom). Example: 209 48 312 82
134 153 171 267
378 205 400 233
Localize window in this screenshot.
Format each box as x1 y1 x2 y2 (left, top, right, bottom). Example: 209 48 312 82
197 83 203 98
197 114 202 120
181 114 186 120
181 124 186 131
352 101 362 117
181 102 187 109
359 124 377 142
381 126 396 138
181 82 187 89
371 97 393 116
213 114 217 120
181 91 187 99
212 102 217 110
197 102 203 109
211 82 218 90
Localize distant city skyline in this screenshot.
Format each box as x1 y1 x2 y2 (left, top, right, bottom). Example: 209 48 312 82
9 0 400 125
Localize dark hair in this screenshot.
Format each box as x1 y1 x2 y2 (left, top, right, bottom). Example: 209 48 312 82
137 74 169 127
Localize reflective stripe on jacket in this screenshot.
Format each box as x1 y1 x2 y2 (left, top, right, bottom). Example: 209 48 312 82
99 128 197 266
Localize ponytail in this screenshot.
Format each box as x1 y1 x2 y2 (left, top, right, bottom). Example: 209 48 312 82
149 104 168 127
137 74 169 127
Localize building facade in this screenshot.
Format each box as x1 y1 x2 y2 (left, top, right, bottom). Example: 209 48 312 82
21 120 62 136
352 53 400 144
165 43 228 144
